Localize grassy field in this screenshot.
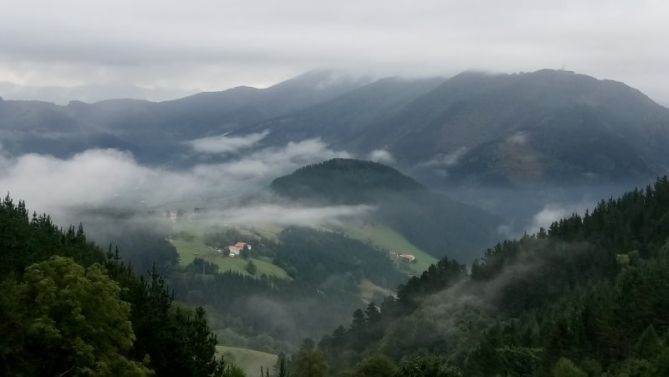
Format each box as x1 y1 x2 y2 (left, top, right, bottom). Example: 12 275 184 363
169 220 435 278
216 346 277 376
346 223 437 275
169 237 290 279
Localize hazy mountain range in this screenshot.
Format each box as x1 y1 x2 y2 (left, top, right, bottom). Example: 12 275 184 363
0 81 197 105
2 68 668 189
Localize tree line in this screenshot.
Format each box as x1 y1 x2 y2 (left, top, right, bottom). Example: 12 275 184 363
303 177 669 376
0 195 243 376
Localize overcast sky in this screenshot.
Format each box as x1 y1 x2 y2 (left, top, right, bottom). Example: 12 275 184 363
1 0 668 104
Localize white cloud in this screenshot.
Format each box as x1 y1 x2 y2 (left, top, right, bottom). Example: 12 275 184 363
1 0 668 104
528 201 593 233
0 139 350 220
368 149 395 164
0 149 192 212
202 204 374 228
422 147 469 169
507 131 529 145
186 131 269 155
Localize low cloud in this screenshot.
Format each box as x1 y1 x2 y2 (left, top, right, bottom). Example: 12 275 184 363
0 139 350 225
422 147 468 168
3 1 669 105
200 204 374 228
186 130 270 155
0 149 180 212
368 149 396 165
419 147 469 177
507 131 529 144
528 201 593 233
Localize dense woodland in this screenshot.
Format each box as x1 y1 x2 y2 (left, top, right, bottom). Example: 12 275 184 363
5 174 669 376
291 176 669 376
172 226 405 351
272 158 501 261
0 195 242 377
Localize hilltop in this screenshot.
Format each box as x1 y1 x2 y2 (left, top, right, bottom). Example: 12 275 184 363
271 158 501 261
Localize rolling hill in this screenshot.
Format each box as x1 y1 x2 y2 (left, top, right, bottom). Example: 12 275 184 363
271 158 501 261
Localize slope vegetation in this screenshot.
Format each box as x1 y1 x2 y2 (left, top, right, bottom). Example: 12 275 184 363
317 176 669 376
272 158 501 261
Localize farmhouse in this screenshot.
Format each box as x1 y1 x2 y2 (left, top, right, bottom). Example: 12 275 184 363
234 242 252 250
226 242 252 257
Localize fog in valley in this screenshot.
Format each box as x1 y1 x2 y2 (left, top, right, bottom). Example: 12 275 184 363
3 1 669 376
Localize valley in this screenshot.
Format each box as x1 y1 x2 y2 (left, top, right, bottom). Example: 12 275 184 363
3 67 669 376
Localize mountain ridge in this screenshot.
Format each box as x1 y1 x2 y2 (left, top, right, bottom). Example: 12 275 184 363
3 69 669 186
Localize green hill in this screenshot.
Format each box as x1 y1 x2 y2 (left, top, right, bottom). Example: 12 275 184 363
271 158 424 204
344 223 437 275
272 158 501 262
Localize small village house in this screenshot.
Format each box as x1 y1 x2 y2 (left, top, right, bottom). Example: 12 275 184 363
225 242 252 257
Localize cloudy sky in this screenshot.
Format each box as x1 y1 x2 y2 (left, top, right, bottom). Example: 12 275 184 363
1 0 668 104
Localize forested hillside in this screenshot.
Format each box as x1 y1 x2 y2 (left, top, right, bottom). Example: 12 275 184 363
0 196 241 376
170 226 406 351
272 158 501 261
296 177 669 377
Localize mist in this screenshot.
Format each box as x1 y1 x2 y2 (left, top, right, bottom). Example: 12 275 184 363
0 138 346 214
2 1 669 105
186 131 270 155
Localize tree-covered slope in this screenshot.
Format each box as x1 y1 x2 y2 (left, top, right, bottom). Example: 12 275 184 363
0 196 236 376
170 225 407 351
271 158 425 204
271 158 501 261
312 176 669 376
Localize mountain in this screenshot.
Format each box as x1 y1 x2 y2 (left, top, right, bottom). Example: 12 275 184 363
271 158 501 261
4 69 669 186
0 70 370 163
245 76 445 147
315 176 669 376
254 70 669 187
0 81 195 104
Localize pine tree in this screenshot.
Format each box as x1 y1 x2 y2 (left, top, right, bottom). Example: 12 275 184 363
635 325 664 359
275 352 289 377
291 339 328 377
552 358 587 377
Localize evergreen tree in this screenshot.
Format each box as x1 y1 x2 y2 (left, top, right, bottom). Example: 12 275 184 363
352 354 397 377
291 339 328 377
551 358 587 377
275 352 289 377
395 354 462 377
0 195 229 376
635 325 664 359
0 256 151 376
